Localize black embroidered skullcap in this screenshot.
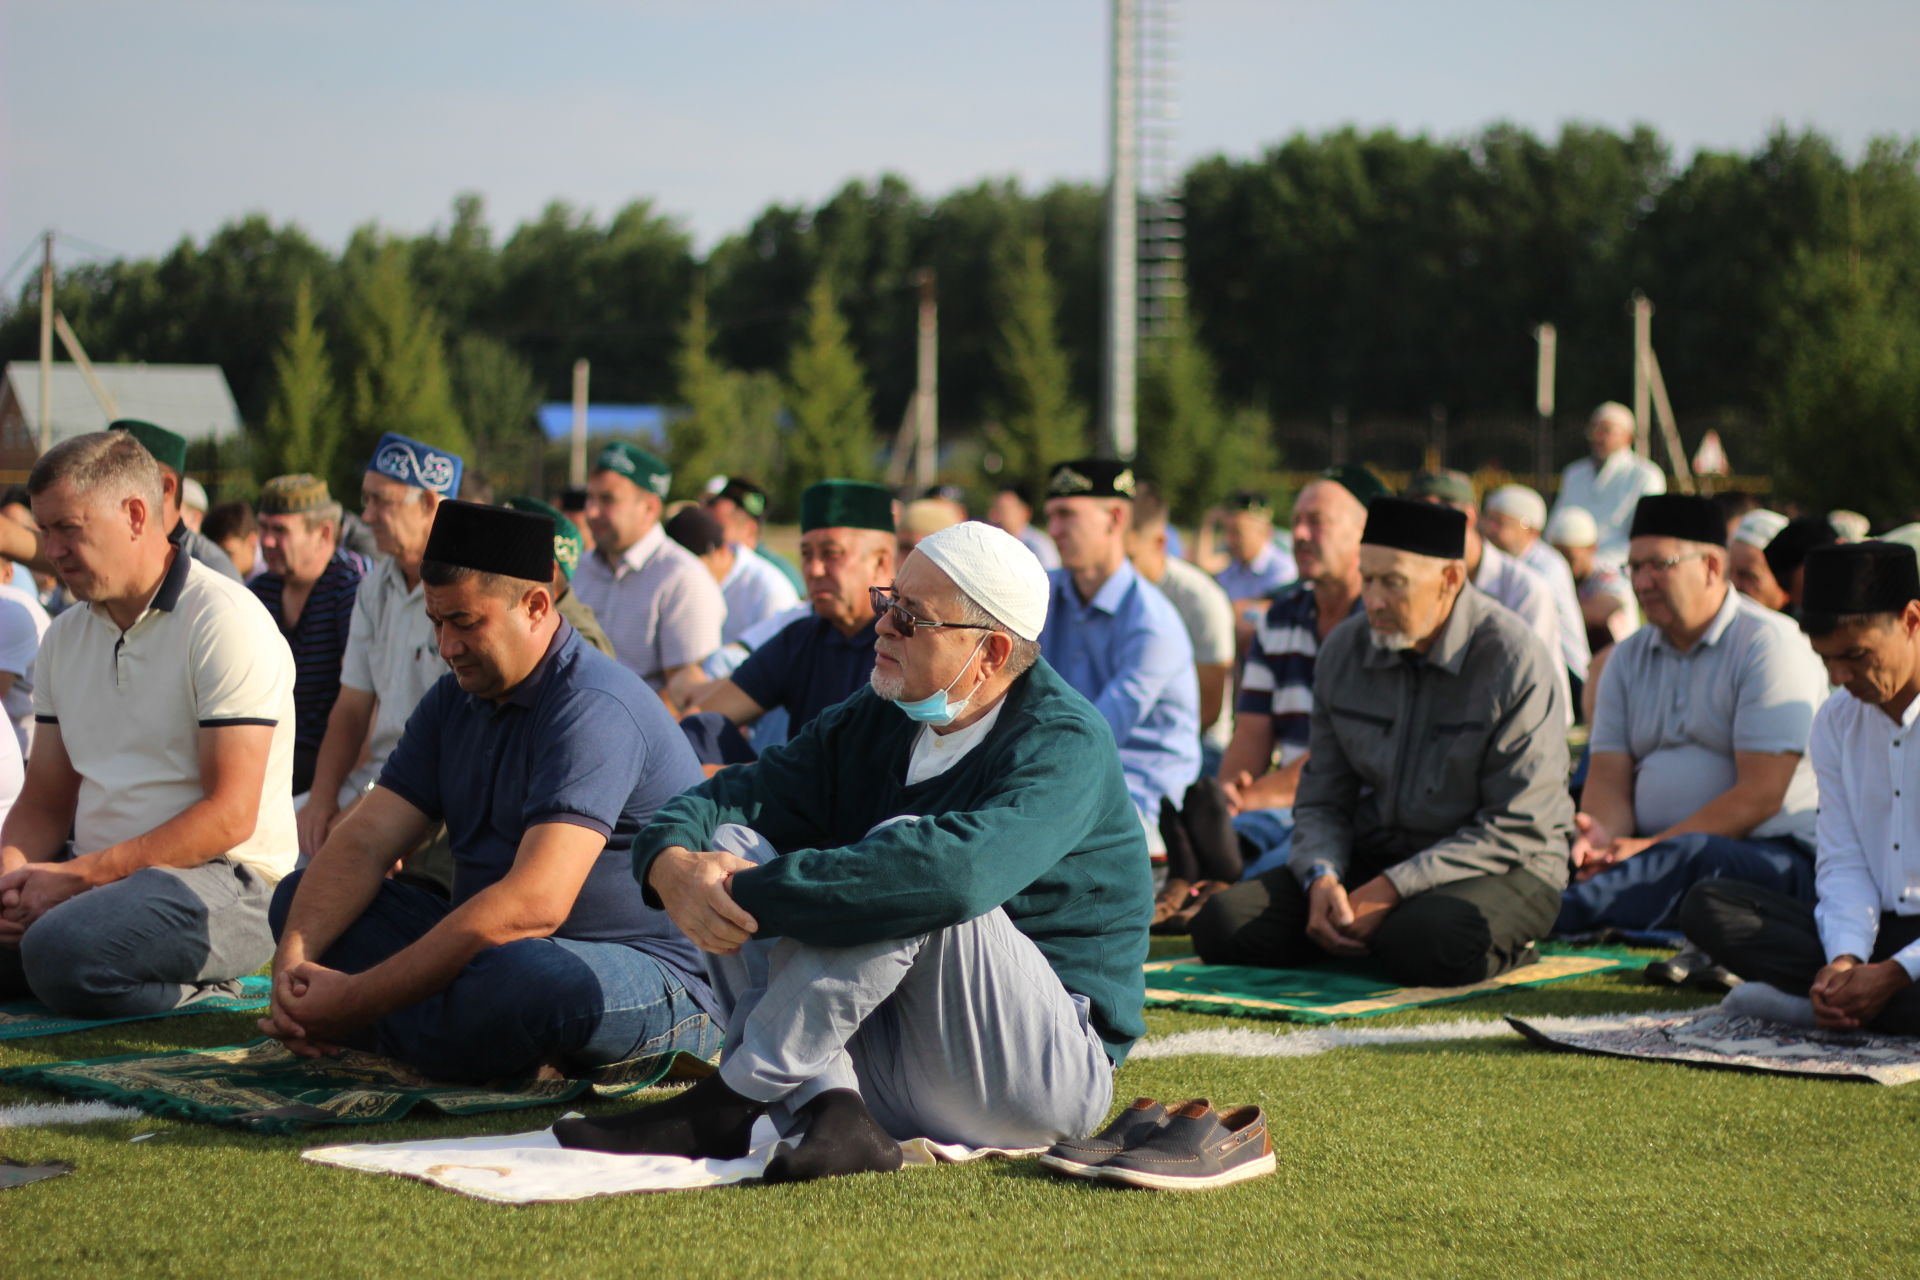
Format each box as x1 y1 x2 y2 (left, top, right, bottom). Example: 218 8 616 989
1322 463 1387 508
1362 496 1467 559
1047 458 1139 501
664 505 726 557
707 477 768 520
1802 541 1918 619
423 499 554 583
1764 514 1840 583
1628 494 1726 547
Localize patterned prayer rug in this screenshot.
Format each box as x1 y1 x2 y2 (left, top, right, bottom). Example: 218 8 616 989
1507 1009 1920 1084
1141 947 1639 1023
0 976 272 1041
0 1014 723 1134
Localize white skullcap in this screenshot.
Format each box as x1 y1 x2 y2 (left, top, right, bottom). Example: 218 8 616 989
1830 509 1871 542
1485 484 1547 531
1732 509 1789 549
181 477 209 513
912 520 1050 641
1544 506 1598 548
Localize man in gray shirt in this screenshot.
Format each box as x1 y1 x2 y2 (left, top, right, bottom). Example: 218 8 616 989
1557 495 1826 945
1191 498 1572 986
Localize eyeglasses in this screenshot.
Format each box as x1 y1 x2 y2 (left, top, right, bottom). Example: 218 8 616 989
1626 551 1708 576
869 585 996 637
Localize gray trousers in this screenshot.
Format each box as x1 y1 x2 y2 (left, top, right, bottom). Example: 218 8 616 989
0 857 274 1017
709 824 1113 1149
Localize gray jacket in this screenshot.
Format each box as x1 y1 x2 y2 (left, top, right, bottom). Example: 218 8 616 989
1288 585 1573 897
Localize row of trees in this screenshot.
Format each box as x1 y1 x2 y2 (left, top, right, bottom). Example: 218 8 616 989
5 124 1919 520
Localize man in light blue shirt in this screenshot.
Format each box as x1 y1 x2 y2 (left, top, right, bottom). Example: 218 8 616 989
1550 402 1667 564
1213 492 1297 602
1040 459 1200 847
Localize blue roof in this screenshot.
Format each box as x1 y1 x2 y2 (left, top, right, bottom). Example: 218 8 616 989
536 403 671 444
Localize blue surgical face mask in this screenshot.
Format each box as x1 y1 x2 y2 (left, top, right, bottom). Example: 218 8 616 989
893 636 990 726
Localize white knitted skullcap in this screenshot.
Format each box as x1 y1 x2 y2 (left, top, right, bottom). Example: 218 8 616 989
1732 509 1789 549
1485 484 1547 531
1544 506 1598 548
912 520 1050 642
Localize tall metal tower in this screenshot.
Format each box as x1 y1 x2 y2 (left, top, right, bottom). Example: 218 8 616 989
1101 0 1139 461
1137 0 1183 348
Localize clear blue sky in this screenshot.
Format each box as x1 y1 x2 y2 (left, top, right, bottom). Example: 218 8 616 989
3 0 1916 281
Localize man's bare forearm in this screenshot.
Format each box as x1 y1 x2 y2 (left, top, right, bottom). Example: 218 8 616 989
0 793 78 865
309 687 375 805
80 796 260 885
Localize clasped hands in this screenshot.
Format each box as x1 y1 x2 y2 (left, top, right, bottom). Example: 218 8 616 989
1568 813 1654 883
1810 956 1912 1031
648 846 759 954
0 853 99 947
1306 874 1400 956
257 957 367 1059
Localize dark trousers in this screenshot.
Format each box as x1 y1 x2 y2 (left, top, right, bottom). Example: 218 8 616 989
1679 880 1920 1035
1189 860 1561 987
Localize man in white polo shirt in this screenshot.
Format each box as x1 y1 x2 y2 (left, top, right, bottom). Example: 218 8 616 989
0 431 295 1017
574 442 725 691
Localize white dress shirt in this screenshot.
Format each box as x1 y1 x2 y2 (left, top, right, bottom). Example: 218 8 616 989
1811 688 1920 977
1553 449 1667 563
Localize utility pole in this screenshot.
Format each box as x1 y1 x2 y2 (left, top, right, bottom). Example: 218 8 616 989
569 359 590 487
1534 322 1557 493
1102 0 1138 461
1631 292 1653 458
53 312 119 419
1329 404 1348 466
912 270 938 491
38 231 54 454
1427 403 1448 471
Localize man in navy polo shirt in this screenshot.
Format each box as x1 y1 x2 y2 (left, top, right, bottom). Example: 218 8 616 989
260 501 719 1081
683 480 896 738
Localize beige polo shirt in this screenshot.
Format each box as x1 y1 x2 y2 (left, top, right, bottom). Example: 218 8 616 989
338 555 444 798
33 549 298 882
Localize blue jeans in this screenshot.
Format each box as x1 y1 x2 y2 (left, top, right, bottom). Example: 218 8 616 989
269 872 717 1082
1232 808 1295 880
1554 833 1816 936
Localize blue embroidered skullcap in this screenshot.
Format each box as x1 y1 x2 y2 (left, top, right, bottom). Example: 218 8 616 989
367 432 463 497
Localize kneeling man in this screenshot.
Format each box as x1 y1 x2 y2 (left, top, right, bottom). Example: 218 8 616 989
261 501 719 1081
1190 498 1573 984
557 522 1151 1181
0 432 294 1014
1682 542 1920 1032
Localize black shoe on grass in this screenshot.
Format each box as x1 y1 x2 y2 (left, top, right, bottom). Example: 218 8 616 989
1095 1101 1275 1191
1038 1097 1172 1178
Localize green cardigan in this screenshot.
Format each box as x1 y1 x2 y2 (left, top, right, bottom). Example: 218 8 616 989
636 658 1152 1063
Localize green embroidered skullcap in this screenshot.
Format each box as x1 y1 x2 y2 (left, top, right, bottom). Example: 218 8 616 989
504 496 581 580
800 479 894 533
592 441 671 498
257 474 333 516
1321 463 1388 508
1403 469 1476 508
108 419 188 475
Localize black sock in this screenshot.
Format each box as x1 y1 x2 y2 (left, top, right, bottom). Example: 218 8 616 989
1181 777 1246 882
551 1071 764 1158
761 1089 904 1184
1159 799 1201 886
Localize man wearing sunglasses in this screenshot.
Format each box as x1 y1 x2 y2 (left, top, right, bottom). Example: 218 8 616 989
559 520 1150 1183
1556 495 1828 982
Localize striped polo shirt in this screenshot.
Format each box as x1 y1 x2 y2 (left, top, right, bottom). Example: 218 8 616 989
1237 583 1361 766
250 549 371 753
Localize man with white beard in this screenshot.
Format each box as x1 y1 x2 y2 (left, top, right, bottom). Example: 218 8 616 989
1191 497 1573 985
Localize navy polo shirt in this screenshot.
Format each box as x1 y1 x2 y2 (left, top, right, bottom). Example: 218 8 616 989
378 623 714 1005
730 613 878 733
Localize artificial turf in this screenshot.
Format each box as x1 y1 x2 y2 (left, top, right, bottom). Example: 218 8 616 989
2 956 1914 1280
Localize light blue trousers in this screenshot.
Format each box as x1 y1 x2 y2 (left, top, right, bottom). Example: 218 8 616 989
707 823 1114 1148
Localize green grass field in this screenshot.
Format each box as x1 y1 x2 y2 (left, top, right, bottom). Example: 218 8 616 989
4 951 1916 1280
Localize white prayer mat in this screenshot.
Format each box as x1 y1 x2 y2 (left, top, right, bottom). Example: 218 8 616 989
302 1116 1044 1204
1507 1010 1920 1085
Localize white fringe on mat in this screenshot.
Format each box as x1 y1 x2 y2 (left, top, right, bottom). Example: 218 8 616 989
1131 1012 1700 1061
0 1100 147 1128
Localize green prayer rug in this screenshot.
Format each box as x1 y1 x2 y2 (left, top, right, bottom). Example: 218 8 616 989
0 1015 722 1135
0 976 272 1041
1142 947 1639 1023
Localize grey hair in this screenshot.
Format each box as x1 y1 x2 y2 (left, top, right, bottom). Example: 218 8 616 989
302 500 345 532
28 431 165 513
948 588 1041 680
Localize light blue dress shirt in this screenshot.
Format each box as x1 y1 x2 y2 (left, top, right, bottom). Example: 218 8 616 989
1214 541 1297 602
1040 561 1201 821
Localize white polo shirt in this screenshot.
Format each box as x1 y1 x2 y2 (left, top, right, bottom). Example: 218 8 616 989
339 555 445 800
33 550 297 882
0 580 50 753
